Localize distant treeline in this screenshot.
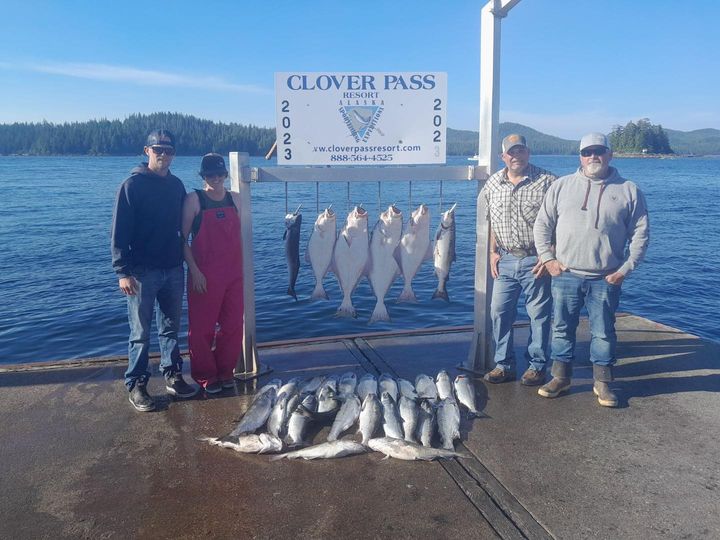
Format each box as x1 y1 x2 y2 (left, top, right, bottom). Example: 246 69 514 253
0 113 276 156
609 119 673 154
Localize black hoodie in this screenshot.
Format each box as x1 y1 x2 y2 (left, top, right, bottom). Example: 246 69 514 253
111 163 186 278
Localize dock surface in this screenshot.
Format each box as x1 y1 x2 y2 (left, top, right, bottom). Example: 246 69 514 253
1 314 718 539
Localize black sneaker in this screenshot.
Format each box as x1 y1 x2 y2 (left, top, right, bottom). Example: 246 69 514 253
205 382 223 394
165 373 199 398
129 384 156 412
220 379 236 389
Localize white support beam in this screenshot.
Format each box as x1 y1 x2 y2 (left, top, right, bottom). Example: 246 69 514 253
465 0 521 373
229 152 265 380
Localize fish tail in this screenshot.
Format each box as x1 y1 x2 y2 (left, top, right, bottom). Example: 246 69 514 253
287 287 298 301
310 283 329 301
397 285 417 303
335 297 357 318
368 301 390 324
268 454 286 462
432 288 449 302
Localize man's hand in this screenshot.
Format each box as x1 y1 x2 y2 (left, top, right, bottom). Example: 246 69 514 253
191 269 207 294
490 252 501 279
544 259 566 277
531 258 548 278
119 277 138 296
605 271 625 286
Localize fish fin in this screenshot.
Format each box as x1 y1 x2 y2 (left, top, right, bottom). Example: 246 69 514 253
287 287 298 301
310 284 329 301
369 302 390 324
432 289 449 302
283 229 288 241
424 242 434 261
304 249 311 264
268 454 286 462
397 287 417 303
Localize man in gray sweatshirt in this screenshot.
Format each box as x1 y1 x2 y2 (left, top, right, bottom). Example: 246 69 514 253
533 133 649 407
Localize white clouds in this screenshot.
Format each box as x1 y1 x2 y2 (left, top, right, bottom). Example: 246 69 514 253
0 61 271 94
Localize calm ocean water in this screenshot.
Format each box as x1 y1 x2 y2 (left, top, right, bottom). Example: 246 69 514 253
0 154 718 364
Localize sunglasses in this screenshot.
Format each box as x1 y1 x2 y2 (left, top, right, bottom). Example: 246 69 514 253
204 173 227 179
580 147 608 157
150 146 175 156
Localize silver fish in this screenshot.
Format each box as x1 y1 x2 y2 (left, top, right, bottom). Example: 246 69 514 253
399 395 419 443
285 395 315 447
300 376 325 395
316 385 340 414
417 399 436 447
306 207 337 300
398 378 418 400
267 391 291 438
358 393 383 445
327 394 362 441
368 437 468 461
432 203 457 302
368 205 403 323
415 374 438 401
398 204 432 303
316 374 338 394
284 210 302 301
454 374 481 417
378 373 398 403
437 397 461 450
270 440 367 461
337 371 358 397
201 433 283 454
278 377 301 400
356 373 378 402
380 391 404 440
332 206 369 318
230 387 277 436
436 370 453 400
253 378 283 402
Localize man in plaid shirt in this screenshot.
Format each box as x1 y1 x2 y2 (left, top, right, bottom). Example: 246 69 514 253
481 134 557 385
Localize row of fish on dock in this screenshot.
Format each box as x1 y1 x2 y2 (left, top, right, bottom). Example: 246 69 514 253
284 202 457 323
201 370 480 462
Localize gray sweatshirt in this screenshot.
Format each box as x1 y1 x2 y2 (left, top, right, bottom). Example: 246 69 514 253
533 167 649 278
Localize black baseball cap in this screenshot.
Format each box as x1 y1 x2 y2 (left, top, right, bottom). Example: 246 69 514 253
199 153 228 177
146 129 175 148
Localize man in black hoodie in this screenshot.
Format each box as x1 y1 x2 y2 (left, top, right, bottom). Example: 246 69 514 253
111 130 198 411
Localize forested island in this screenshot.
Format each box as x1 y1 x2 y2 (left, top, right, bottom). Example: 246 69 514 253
0 112 717 156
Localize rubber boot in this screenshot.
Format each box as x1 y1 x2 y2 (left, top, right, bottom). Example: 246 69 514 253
593 365 619 408
537 360 572 398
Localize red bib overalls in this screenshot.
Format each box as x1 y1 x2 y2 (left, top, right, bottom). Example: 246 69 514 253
187 194 244 387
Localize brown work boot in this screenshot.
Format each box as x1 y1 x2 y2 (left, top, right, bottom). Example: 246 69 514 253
484 367 515 384
537 360 572 398
593 365 619 407
521 367 545 386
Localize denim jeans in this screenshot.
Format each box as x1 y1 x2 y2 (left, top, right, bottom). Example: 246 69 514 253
551 272 621 367
124 266 184 389
490 253 552 371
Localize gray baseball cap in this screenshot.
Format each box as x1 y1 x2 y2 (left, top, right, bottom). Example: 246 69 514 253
579 132 610 152
501 134 527 153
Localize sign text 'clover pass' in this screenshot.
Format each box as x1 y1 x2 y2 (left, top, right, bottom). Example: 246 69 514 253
275 72 447 166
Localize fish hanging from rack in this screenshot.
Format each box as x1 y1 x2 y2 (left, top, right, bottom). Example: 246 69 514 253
283 206 302 301
306 206 337 301
432 203 457 302
398 204 432 303
332 206 369 318
368 205 403 323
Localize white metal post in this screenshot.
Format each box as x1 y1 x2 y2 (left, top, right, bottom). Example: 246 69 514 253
465 0 521 373
229 152 267 380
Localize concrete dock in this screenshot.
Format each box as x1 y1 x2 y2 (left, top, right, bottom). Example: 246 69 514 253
1 313 718 539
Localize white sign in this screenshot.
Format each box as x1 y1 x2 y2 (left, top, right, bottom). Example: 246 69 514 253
275 72 447 166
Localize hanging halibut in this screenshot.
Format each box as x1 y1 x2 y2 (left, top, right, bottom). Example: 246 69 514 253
284 210 303 300
332 206 370 318
306 207 337 300
432 203 457 302
368 205 403 324
398 204 432 303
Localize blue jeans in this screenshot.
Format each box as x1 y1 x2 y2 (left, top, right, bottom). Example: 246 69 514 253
125 266 185 389
551 272 621 367
490 254 552 372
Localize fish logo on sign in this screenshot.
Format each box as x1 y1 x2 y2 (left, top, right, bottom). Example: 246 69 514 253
339 105 384 143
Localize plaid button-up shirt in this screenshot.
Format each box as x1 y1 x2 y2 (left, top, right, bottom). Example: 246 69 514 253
481 164 556 252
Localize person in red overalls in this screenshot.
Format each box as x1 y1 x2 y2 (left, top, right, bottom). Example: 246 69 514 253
182 153 244 394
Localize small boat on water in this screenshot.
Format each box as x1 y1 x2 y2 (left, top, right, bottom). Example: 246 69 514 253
467 154 479 161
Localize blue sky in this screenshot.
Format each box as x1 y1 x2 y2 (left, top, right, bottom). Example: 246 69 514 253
0 0 717 139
